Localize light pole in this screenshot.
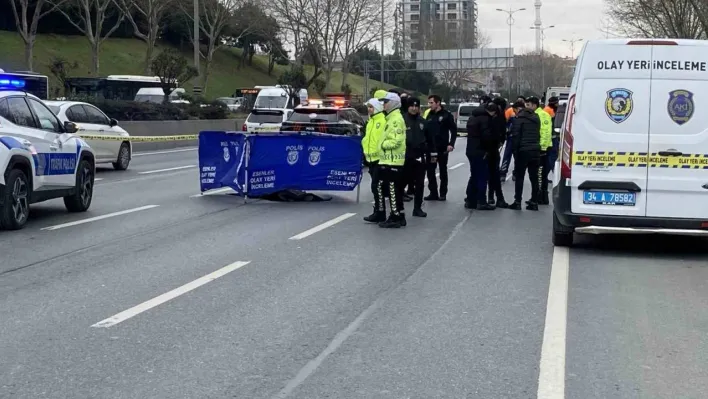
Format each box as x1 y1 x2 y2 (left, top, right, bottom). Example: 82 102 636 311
193 0 199 75
562 38 583 59
530 25 554 96
496 7 526 98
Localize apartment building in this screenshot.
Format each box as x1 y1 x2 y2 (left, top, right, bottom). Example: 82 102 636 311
394 0 478 60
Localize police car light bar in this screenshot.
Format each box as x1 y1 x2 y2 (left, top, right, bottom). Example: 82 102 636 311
0 76 26 88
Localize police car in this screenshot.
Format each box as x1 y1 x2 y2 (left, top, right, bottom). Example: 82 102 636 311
0 76 96 230
280 99 365 136
552 38 708 246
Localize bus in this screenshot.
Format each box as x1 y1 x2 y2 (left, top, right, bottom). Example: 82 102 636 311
233 87 262 111
0 70 49 99
64 75 176 101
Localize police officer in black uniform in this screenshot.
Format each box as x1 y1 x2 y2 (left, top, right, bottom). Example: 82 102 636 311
424 95 457 201
403 98 437 217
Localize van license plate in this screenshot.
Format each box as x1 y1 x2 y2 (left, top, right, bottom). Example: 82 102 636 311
583 191 636 206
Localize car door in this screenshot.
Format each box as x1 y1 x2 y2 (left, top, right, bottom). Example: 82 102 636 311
83 104 120 161
26 98 78 188
569 42 651 217
66 104 106 159
646 42 708 219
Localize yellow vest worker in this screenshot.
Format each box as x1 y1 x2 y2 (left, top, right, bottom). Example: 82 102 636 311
380 108 406 166
362 99 385 163
535 108 552 151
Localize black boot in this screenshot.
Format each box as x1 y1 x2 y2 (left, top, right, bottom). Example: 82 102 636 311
538 192 549 205
464 201 475 210
379 214 402 228
424 194 440 201
496 198 509 208
509 201 522 210
526 201 539 211
413 208 427 217
400 213 407 226
477 203 496 210
364 211 386 223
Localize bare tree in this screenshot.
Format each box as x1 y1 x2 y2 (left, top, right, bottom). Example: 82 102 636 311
53 0 125 74
302 0 351 90
513 51 573 95
266 0 312 63
337 0 384 88
476 29 492 49
604 0 706 39
116 0 174 74
9 0 67 71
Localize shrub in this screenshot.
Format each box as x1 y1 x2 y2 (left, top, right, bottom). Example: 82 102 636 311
77 98 230 121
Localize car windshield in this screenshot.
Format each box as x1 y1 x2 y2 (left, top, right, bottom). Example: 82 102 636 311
255 95 287 109
134 94 164 104
47 105 60 114
458 106 476 116
554 104 566 128
288 109 338 122
247 111 283 124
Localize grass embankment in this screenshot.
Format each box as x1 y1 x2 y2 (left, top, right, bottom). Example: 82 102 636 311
0 30 394 99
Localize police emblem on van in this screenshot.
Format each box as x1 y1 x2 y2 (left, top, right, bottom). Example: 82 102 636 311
605 88 634 123
667 89 694 125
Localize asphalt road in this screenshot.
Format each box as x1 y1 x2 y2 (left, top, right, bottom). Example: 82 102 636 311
1 140 707 399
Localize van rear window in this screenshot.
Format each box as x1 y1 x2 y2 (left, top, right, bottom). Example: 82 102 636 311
247 111 283 123
458 106 475 116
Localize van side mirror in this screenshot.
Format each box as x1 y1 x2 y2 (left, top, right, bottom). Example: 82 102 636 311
109 118 119 127
64 121 78 134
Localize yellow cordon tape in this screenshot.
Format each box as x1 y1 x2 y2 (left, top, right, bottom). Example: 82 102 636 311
78 134 198 142
573 151 708 169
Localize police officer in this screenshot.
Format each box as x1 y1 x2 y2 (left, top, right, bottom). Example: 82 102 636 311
532 97 553 205
362 96 387 223
509 99 542 210
403 97 436 217
465 102 499 210
424 94 457 201
486 97 509 208
377 92 407 228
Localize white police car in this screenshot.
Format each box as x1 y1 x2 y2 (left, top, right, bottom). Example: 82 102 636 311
0 76 96 230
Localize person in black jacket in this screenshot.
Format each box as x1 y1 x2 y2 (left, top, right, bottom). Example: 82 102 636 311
424 94 457 201
509 102 542 211
464 102 498 210
403 98 437 217
486 97 509 208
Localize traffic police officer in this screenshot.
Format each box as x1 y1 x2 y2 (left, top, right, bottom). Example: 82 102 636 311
362 96 387 223
377 92 407 228
532 97 553 205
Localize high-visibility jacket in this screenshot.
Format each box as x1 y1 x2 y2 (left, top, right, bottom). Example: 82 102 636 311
362 112 386 163
423 108 430 119
535 108 552 151
379 108 406 166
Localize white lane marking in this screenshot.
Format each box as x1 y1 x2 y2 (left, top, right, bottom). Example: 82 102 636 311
91 261 251 328
537 246 570 399
132 147 197 156
138 165 196 174
448 162 465 170
40 205 160 231
95 178 104 181
190 187 234 197
289 213 357 240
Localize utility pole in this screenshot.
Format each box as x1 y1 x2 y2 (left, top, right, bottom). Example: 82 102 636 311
193 0 199 75
531 25 554 96
496 7 526 97
562 38 583 59
380 0 385 83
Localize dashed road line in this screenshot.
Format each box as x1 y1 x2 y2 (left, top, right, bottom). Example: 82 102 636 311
289 213 357 240
138 165 196 174
40 205 160 231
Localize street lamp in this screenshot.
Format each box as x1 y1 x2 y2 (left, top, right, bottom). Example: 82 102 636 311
530 25 555 96
496 7 526 97
562 38 583 59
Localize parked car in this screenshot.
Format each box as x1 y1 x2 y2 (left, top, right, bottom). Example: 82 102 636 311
45 101 132 170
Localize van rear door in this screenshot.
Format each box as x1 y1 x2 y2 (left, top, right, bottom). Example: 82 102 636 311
646 41 708 219
570 42 651 217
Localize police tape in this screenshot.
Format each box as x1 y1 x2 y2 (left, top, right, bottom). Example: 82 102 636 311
573 151 708 168
77 134 198 142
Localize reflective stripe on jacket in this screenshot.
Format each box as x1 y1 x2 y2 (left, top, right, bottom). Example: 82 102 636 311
379 109 406 166
362 112 385 162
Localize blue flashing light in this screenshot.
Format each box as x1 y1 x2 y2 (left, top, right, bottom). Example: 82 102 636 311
0 76 26 89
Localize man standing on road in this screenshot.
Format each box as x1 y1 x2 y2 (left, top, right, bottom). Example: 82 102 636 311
532 97 553 205
486 97 509 208
509 98 541 211
402 97 437 218
376 92 407 228
464 102 498 211
362 96 387 223
500 99 526 181
424 94 457 201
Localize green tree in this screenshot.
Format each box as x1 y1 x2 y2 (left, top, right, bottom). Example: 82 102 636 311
150 48 198 103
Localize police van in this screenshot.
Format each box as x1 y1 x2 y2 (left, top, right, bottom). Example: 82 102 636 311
552 38 708 246
0 76 96 230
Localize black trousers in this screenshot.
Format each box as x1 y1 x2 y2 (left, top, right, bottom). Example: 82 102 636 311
513 151 540 203
539 152 549 195
486 149 505 202
368 162 383 212
377 165 404 216
465 152 488 207
403 158 426 209
426 151 449 197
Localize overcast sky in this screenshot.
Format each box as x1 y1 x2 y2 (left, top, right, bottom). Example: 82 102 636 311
477 0 608 58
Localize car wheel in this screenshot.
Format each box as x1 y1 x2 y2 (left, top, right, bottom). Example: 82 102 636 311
112 142 131 170
64 158 94 212
0 168 31 230
552 211 574 247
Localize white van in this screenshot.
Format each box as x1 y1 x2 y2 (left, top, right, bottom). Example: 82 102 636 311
552 38 708 246
456 102 480 132
253 86 307 111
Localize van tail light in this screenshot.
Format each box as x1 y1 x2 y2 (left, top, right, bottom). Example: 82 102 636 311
242 123 247 131
627 40 677 46
560 94 575 179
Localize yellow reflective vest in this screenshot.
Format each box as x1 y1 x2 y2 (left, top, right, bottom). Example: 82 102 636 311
362 112 385 163
379 108 406 166
423 108 430 119
535 108 552 151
